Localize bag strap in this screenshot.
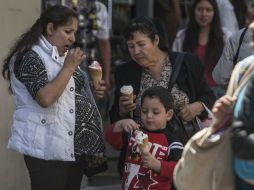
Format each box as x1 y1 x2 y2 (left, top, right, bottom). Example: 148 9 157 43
233 27 248 66
168 53 185 91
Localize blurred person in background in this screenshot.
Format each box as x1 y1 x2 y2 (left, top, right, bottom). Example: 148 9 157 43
154 0 182 48
172 0 231 98
216 0 248 34
45 0 112 88
68 0 111 88
213 21 254 88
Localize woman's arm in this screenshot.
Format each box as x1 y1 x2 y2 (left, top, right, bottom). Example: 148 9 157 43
105 119 139 150
36 48 85 107
177 53 216 120
189 54 216 116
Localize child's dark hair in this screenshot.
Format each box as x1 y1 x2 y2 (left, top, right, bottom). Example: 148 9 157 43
141 86 173 111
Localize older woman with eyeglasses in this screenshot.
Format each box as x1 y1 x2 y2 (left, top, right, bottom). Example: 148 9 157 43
110 16 215 127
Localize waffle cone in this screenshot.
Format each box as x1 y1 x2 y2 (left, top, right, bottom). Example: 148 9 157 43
89 68 102 89
139 137 149 153
121 93 134 118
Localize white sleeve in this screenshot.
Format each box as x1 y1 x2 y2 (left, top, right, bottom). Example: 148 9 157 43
212 36 235 85
171 29 185 52
216 0 239 34
95 2 110 40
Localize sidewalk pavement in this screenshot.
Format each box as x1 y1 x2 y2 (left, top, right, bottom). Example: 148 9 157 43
80 158 121 190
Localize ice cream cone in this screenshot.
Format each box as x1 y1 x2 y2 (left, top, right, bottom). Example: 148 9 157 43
135 130 149 153
120 85 134 118
139 137 149 153
88 61 102 89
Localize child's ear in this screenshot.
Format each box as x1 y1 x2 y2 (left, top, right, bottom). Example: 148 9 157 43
166 109 174 121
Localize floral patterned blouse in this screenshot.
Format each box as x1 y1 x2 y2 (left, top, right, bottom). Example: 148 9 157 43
134 56 189 124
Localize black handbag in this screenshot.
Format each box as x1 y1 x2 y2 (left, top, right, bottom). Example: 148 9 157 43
167 53 201 145
169 114 201 145
83 154 108 177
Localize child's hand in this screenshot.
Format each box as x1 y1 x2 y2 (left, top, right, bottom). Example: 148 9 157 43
141 151 161 173
113 119 139 133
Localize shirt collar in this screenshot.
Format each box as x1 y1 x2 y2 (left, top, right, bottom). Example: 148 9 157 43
39 35 67 64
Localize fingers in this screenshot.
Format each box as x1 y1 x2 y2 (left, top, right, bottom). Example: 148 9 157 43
141 152 152 168
94 80 106 90
121 119 139 132
119 95 136 115
212 95 236 114
179 105 194 121
73 47 86 62
66 48 86 67
94 80 106 99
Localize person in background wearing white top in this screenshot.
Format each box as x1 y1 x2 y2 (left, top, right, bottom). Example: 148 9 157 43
66 0 111 88
172 0 231 98
2 5 106 190
212 25 254 87
216 0 248 34
213 2 254 87
215 0 239 34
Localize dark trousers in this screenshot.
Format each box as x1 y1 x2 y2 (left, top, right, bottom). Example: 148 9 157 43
24 155 86 190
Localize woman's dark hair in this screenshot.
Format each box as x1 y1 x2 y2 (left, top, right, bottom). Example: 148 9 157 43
182 0 224 72
2 5 78 84
123 16 169 52
141 86 173 112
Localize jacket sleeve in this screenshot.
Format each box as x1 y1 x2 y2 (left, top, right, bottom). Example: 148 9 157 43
184 53 216 117
104 124 123 150
212 35 236 86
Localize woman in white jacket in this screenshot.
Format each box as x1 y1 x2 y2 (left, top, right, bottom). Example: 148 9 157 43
172 0 231 97
2 5 106 190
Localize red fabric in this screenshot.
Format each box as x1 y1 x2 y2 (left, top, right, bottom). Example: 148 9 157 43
160 161 176 178
195 44 217 87
121 130 177 190
104 124 123 150
106 126 182 190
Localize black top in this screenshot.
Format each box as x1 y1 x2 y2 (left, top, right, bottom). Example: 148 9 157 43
109 51 216 123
